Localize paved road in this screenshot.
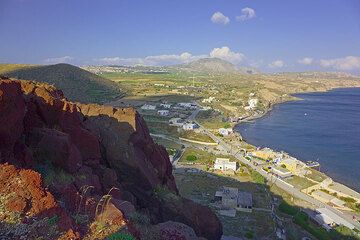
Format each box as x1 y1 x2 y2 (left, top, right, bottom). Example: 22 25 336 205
191 108 360 230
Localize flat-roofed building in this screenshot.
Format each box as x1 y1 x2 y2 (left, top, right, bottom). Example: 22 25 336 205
271 166 293 179
141 104 156 110
313 208 355 231
311 190 346 208
157 110 169 116
215 187 253 213
169 118 184 127
327 182 360 203
214 158 238 172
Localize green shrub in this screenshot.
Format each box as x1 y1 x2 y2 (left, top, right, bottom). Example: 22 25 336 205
106 232 135 240
186 155 197 161
250 171 266 185
244 230 254 239
47 215 59 226
278 201 298 216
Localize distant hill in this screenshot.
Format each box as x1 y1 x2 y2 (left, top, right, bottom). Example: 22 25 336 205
0 63 124 103
173 58 238 73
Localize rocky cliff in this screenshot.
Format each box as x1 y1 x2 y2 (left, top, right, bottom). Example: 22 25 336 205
0 77 222 240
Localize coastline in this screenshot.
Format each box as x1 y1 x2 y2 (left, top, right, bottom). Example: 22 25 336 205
234 86 360 194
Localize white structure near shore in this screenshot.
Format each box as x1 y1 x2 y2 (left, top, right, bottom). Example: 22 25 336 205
218 128 233 136
313 208 355 231
244 98 258 111
214 158 238 172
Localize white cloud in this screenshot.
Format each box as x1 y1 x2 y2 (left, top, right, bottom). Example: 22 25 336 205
210 46 245 64
236 7 256 21
211 12 230 25
320 56 360 70
44 56 73 64
298 57 313 65
268 60 284 68
95 46 245 66
95 52 207 66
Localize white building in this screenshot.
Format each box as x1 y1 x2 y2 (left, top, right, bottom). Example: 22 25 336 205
314 208 355 231
270 166 293 179
169 118 184 127
182 123 198 130
218 128 233 136
202 96 216 103
160 103 172 109
178 102 197 109
157 110 170 116
244 98 258 111
141 104 156 110
214 158 238 172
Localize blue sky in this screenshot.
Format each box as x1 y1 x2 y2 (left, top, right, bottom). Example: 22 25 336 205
0 0 360 73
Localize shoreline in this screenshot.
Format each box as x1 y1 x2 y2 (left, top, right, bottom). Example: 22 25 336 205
238 86 360 125
233 86 360 194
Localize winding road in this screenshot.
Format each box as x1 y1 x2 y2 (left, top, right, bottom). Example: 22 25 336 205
190 107 360 230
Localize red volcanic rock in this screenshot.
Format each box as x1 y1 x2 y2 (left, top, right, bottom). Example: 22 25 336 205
158 221 205 240
161 197 223 240
111 198 136 218
0 163 76 233
74 166 102 193
19 80 102 167
96 201 126 226
0 79 223 239
78 104 178 194
28 128 82 173
0 80 25 159
58 102 102 167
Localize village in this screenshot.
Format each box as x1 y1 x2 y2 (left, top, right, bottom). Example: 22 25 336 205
103 72 360 239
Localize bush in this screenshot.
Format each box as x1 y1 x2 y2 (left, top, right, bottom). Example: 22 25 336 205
186 155 197 161
244 230 254 239
106 233 135 240
47 215 59 226
250 171 266 185
278 201 298 216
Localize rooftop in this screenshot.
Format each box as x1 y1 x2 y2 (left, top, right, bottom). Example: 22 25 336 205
316 208 355 229
329 182 360 200
237 191 253 206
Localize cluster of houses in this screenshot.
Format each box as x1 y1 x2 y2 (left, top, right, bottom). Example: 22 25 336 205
168 118 199 131
247 148 307 179
140 101 198 117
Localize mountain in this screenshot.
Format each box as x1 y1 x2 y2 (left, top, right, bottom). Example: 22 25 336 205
0 63 124 103
0 77 222 240
173 58 239 73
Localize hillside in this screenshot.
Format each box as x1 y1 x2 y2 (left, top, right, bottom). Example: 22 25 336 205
0 77 222 240
173 58 239 73
0 63 124 103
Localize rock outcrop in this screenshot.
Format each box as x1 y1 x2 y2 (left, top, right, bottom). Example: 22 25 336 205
0 77 222 240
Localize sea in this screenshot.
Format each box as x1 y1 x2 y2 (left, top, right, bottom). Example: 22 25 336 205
235 88 360 192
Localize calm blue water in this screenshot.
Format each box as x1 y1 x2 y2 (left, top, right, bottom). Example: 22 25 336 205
236 88 360 191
